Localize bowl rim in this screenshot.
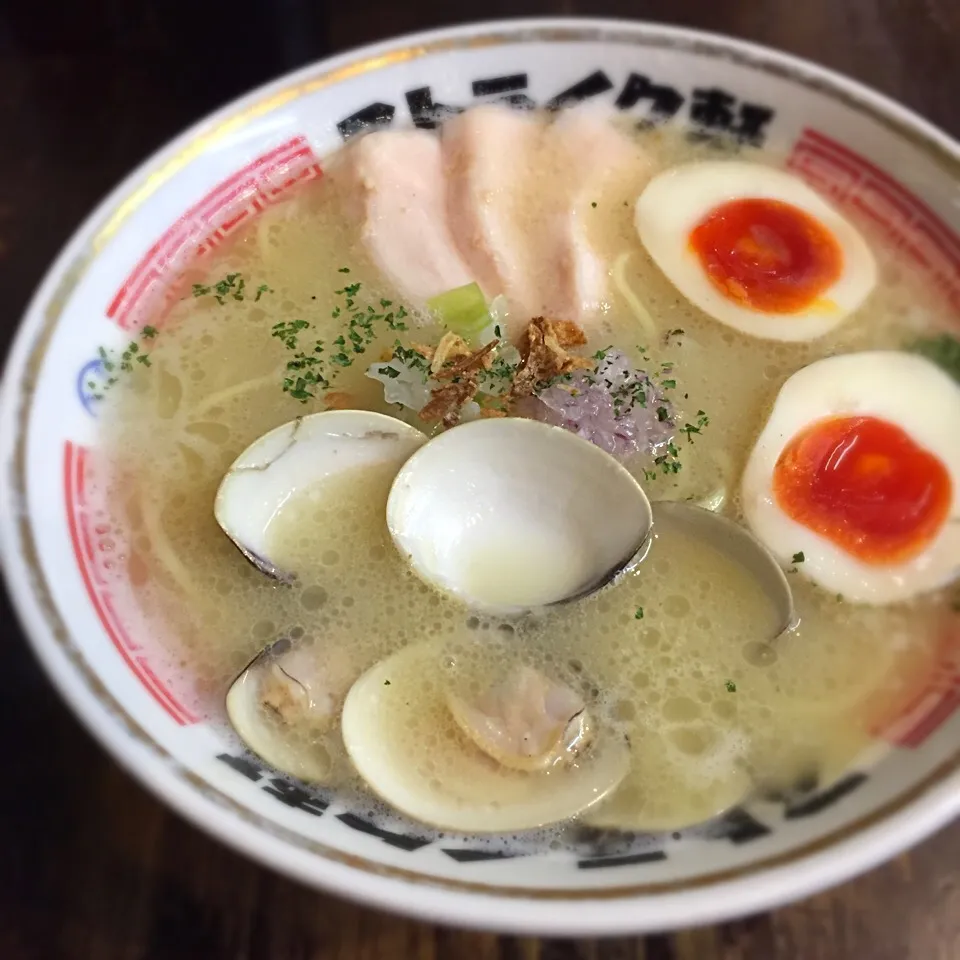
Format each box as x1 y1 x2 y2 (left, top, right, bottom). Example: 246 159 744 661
2 16 959 937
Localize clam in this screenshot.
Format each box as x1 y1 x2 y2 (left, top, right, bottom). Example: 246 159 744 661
341 642 630 833
578 503 793 831
226 636 356 782
386 419 653 613
215 410 427 579
582 729 754 833
652 500 796 639
446 665 591 773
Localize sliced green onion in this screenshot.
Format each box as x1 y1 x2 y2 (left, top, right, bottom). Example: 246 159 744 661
427 282 489 337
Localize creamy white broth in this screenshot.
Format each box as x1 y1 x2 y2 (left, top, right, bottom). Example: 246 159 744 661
100 116 954 840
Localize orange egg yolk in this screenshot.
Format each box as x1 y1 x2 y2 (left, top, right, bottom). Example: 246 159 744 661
689 198 843 313
773 416 952 565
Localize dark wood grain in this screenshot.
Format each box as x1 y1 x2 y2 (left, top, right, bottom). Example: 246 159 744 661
1 1 959 956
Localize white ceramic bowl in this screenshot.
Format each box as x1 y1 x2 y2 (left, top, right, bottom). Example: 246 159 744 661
2 18 960 937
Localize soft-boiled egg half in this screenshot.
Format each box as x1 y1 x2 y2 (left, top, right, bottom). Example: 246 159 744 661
635 161 877 342
741 352 960 604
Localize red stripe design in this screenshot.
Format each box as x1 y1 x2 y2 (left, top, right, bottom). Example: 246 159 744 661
872 618 960 749
107 135 323 330
64 442 197 725
787 128 960 314
787 129 960 748
877 669 960 749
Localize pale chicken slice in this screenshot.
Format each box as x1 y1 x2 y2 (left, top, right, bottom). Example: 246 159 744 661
334 129 474 303
442 104 652 337
442 105 542 316
538 105 653 321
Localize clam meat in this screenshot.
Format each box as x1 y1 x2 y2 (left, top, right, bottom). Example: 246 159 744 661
341 642 630 833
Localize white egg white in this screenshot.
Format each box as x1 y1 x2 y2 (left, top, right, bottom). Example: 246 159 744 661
741 351 960 604
635 161 877 342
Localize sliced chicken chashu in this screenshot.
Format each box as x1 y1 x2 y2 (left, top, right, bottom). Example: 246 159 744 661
333 129 473 303
442 105 542 323
537 105 653 321
442 104 652 337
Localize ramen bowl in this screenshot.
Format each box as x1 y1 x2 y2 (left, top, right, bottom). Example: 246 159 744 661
2 18 959 936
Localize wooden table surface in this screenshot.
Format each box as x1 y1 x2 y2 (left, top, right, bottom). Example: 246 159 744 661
2 1 959 956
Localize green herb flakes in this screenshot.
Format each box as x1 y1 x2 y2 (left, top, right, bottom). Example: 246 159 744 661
725 680 737 693
192 272 272 304
652 440 683 477
680 410 711 443
271 319 311 350
88 321 161 398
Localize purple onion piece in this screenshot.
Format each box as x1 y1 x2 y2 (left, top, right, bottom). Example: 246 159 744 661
525 350 675 459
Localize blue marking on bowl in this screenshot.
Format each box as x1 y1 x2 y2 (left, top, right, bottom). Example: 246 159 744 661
77 358 106 416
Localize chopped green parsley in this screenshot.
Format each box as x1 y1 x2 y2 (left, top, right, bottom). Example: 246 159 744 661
653 441 683 476
725 680 737 693
270 273 415 403
679 410 710 442
191 272 273 305
792 551 805 564
88 326 158 400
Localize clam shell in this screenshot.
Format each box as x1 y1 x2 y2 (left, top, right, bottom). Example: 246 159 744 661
386 418 653 613
583 726 753 833
653 500 796 640
341 642 630 833
226 637 356 783
215 410 427 578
